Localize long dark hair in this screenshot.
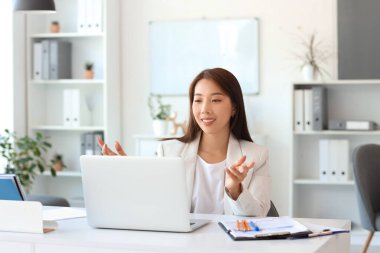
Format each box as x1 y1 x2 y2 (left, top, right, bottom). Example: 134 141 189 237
177 68 252 143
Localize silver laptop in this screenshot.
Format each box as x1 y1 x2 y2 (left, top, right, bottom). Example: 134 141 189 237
80 155 209 232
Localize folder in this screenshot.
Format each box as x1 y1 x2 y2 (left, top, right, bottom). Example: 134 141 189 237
312 86 327 131
49 40 72 79
294 89 304 132
92 0 103 33
63 89 80 127
41 40 50 80
33 42 42 80
77 0 86 33
92 131 104 155
63 89 72 127
303 89 313 131
330 140 350 182
218 217 311 241
71 89 80 127
319 139 329 182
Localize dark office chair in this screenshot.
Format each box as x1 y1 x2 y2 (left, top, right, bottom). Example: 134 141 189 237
267 201 279 217
353 144 380 253
27 194 70 207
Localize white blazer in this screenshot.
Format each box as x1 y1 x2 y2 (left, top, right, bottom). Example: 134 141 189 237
156 133 271 216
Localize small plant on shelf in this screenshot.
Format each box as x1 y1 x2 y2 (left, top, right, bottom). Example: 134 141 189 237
50 21 60 33
84 62 94 79
51 153 66 172
0 129 56 192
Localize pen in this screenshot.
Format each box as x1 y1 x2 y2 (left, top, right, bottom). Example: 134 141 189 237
242 220 250 231
249 220 260 231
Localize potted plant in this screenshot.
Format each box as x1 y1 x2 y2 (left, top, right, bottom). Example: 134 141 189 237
84 62 94 79
50 21 60 33
148 95 171 136
51 153 66 172
0 129 56 192
295 33 331 81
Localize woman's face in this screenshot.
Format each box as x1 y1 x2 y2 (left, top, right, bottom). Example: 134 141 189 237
192 78 235 136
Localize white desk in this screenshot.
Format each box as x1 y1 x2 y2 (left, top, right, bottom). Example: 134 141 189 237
0 213 350 253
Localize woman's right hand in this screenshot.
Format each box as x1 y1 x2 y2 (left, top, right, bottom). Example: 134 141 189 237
97 137 127 156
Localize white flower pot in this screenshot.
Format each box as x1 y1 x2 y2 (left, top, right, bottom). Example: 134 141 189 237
302 64 315 81
152 120 169 136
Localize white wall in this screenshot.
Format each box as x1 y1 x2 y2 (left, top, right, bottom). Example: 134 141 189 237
120 0 337 215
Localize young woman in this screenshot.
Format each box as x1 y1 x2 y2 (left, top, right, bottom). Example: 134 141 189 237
98 68 271 216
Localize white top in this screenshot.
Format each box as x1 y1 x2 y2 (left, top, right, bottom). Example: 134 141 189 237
191 155 226 214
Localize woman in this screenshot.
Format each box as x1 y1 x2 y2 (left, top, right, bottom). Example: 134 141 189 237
99 68 271 216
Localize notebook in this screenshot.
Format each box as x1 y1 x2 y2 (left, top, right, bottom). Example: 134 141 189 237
80 155 209 232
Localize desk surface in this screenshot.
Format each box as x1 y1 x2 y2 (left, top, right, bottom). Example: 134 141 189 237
0 213 351 253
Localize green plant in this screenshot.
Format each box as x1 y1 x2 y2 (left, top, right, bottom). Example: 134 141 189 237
0 129 56 191
148 95 171 120
85 62 94 71
295 33 331 78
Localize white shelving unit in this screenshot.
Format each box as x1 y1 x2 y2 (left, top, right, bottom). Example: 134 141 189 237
26 0 120 207
290 80 380 231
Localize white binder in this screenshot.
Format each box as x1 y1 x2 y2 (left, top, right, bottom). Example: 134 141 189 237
63 89 80 127
319 139 329 182
336 140 349 182
294 89 304 132
33 42 42 80
63 89 72 127
328 140 339 182
71 89 80 127
77 0 86 32
92 0 103 33
303 89 313 131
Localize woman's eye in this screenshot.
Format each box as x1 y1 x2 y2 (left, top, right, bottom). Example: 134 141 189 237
212 99 221 103
194 100 202 103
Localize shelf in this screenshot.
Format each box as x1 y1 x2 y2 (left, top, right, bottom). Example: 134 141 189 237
30 79 104 85
294 179 355 185
41 171 81 177
293 130 380 136
31 33 104 39
31 126 105 131
294 80 380 85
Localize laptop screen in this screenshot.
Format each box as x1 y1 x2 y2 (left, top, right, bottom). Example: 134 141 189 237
0 174 25 201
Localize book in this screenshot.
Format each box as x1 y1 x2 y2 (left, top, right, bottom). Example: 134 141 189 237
0 174 26 201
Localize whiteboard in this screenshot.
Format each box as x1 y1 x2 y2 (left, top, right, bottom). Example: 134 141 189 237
149 18 259 95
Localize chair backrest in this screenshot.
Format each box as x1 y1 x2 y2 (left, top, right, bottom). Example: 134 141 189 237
267 200 279 217
353 144 380 231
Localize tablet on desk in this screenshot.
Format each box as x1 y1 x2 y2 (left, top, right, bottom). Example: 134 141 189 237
0 174 26 201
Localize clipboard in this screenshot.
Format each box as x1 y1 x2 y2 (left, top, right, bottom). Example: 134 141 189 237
218 217 312 241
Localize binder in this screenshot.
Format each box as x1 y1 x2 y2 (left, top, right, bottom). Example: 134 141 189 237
71 89 80 127
41 40 50 80
49 40 72 79
303 89 313 131
319 139 329 182
328 140 339 182
92 131 104 155
85 0 94 33
85 132 94 155
63 89 72 127
312 86 327 131
294 89 304 132
92 0 103 33
63 89 80 127
336 140 349 182
33 42 42 80
77 0 86 32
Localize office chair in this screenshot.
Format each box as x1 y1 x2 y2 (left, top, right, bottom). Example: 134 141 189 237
267 201 279 217
353 144 380 253
27 194 70 207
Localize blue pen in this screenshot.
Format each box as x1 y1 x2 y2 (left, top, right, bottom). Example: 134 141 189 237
249 220 260 231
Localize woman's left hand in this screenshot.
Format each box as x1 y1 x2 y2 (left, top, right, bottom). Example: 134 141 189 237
225 155 255 200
